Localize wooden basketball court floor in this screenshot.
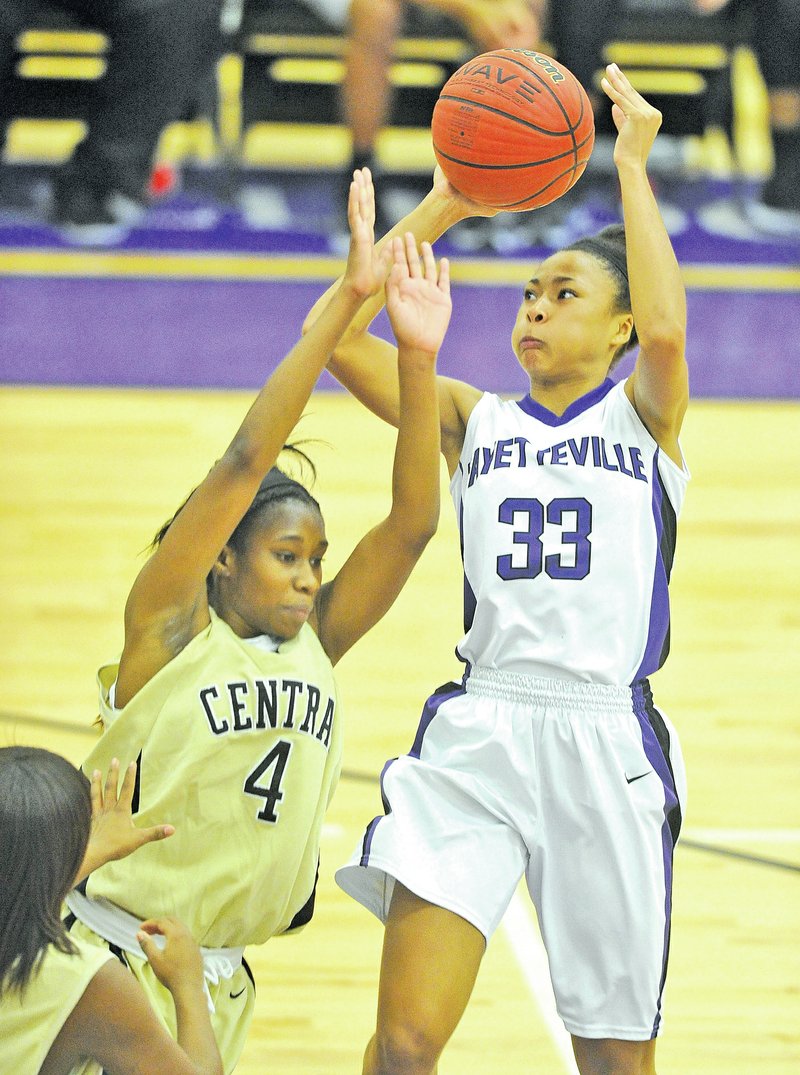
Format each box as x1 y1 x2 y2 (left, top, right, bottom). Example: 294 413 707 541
1 379 798 1073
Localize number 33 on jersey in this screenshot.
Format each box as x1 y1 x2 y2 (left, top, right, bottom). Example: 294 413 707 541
453 380 689 687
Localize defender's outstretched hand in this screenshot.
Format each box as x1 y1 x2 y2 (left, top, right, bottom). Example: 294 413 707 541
75 759 175 884
601 63 662 170
343 167 393 300
385 233 452 357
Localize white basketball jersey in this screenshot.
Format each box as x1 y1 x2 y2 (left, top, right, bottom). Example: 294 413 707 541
451 379 689 685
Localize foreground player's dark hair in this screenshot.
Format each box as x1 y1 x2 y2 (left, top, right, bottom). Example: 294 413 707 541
0 747 91 996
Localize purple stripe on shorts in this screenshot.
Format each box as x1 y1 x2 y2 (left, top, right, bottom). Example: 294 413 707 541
631 680 682 1037
358 679 468 868
408 679 466 760
634 453 673 681
359 814 383 868
358 757 397 866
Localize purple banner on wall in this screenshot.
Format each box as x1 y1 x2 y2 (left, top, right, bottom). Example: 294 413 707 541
1 275 798 399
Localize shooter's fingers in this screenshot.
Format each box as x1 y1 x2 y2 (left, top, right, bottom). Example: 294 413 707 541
602 63 654 116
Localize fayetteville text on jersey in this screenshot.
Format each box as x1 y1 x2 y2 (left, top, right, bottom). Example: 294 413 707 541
466 435 650 488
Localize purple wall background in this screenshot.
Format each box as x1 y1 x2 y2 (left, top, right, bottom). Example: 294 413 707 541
2 275 798 398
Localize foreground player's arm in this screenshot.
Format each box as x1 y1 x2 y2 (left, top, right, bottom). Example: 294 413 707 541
116 171 388 704
45 923 223 1075
603 64 689 464
313 236 450 665
303 170 487 473
74 761 174 887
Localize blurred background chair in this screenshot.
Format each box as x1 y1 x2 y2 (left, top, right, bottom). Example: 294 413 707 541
0 0 782 241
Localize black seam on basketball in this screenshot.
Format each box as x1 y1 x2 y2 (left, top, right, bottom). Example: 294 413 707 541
456 50 579 113
495 162 587 209
437 49 595 202
433 130 593 172
436 94 581 138
511 51 586 122
447 49 588 181
454 51 586 138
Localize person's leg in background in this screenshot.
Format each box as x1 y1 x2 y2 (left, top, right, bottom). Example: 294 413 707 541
0 0 45 166
343 0 404 186
546 0 618 121
750 0 800 223
339 0 545 231
52 0 222 233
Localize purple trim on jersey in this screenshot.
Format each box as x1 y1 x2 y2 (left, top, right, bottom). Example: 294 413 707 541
516 378 616 426
634 453 673 682
631 680 682 1038
358 679 468 868
463 575 477 635
459 498 478 634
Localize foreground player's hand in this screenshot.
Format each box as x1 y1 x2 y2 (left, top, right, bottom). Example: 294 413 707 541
691 0 731 12
137 917 205 997
76 759 175 883
386 233 452 356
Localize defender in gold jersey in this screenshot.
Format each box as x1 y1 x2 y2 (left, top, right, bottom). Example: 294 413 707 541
66 170 452 1071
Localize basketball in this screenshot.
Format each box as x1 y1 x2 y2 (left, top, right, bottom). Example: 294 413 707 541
431 48 595 211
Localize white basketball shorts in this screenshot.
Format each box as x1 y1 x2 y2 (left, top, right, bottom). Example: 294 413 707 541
335 666 686 1041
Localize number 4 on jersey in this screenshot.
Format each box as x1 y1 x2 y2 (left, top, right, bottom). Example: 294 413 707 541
244 740 293 822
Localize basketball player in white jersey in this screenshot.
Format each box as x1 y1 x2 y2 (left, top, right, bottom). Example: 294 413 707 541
64 171 453 1072
305 65 689 1075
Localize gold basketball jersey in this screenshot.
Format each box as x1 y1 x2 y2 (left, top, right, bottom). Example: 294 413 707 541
0 935 113 1074
83 611 342 947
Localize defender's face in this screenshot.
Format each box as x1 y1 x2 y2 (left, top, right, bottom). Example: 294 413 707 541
217 500 327 641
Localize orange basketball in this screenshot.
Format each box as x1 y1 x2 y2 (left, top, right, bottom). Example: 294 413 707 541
431 48 595 211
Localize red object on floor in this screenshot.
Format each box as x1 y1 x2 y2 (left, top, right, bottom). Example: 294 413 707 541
148 163 178 197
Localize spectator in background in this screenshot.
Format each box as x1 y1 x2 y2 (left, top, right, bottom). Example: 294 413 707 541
547 0 617 121
0 0 222 241
334 0 546 229
694 0 800 229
